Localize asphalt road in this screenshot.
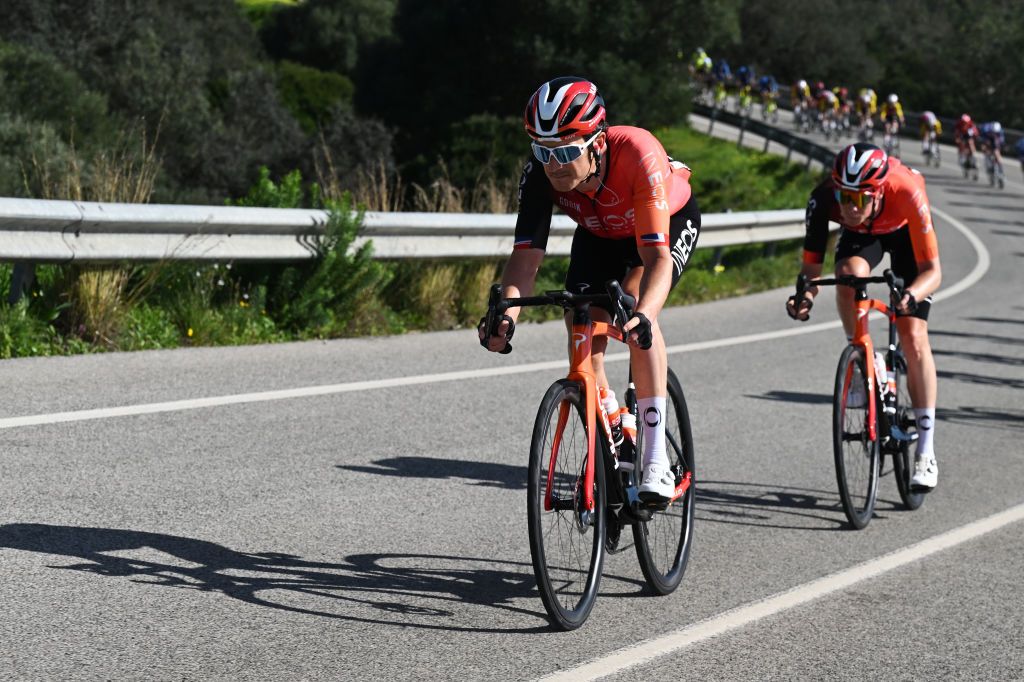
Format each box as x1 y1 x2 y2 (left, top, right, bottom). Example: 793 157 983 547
0 110 1021 681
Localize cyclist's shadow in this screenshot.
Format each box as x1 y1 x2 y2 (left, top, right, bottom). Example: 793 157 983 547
0 523 550 633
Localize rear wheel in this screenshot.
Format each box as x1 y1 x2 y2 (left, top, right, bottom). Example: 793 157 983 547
632 368 695 594
891 351 925 510
833 346 880 529
527 380 606 630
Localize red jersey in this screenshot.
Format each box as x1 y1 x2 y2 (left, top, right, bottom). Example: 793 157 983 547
803 158 939 264
514 126 692 250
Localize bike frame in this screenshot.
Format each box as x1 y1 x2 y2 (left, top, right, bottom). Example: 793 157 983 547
545 305 692 514
842 286 897 443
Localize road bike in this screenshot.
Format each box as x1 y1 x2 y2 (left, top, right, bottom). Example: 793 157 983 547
483 281 695 629
794 270 925 529
958 145 980 181
983 148 1005 189
922 131 941 167
882 122 901 158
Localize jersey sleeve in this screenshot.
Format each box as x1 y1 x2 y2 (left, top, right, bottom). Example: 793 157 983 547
802 182 833 264
628 136 673 249
893 169 939 262
513 159 554 251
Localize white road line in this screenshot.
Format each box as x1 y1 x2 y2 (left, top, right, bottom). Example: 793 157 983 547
539 501 1024 682
0 208 989 431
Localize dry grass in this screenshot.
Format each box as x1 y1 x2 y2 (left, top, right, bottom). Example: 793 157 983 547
347 157 405 211
26 122 164 345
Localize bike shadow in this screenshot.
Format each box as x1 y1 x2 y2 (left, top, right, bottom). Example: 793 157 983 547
337 456 526 490
696 480 905 531
0 523 552 633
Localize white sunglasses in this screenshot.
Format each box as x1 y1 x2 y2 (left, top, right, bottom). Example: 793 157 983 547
531 131 601 165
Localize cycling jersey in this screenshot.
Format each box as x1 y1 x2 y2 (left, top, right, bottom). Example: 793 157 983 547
817 91 839 112
978 123 1005 148
954 120 978 141
803 158 939 265
515 126 692 251
920 111 941 135
881 102 904 122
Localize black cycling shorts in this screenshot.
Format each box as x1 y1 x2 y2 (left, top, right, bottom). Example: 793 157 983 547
835 227 932 320
565 194 701 312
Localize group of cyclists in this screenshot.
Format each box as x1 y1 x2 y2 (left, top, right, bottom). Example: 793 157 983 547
481 75 946 508
691 48 1015 189
689 47 780 123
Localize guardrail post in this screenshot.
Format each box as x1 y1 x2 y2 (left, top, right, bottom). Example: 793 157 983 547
7 263 35 305
737 116 747 148
707 107 716 135
763 132 771 153
785 138 794 163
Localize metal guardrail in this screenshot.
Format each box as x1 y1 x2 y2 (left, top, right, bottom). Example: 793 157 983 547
692 103 836 168
0 197 808 265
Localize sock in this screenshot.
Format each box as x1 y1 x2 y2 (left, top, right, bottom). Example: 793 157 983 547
638 396 667 468
914 407 936 457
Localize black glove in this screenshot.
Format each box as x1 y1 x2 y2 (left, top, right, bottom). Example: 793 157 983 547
631 313 653 350
478 314 515 354
787 294 814 321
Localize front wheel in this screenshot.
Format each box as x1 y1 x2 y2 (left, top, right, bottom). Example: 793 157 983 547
890 351 925 510
632 368 696 594
833 346 880 529
527 379 606 630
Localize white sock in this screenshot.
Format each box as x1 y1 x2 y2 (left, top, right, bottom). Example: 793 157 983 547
638 397 667 468
914 408 936 457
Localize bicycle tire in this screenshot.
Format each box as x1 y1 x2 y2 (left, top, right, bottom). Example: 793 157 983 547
833 346 880 529
527 379 606 630
632 368 695 594
890 351 925 510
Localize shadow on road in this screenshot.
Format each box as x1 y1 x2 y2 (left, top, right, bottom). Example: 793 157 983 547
744 390 832 405
0 523 553 632
931 328 1024 347
937 405 1024 431
962 216 1024 227
337 457 526 490
938 368 1024 391
695 480 905 531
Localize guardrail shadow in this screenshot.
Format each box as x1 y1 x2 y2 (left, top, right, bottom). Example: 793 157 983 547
0 523 555 633
337 457 526 490
744 390 832 405
697 479 910 531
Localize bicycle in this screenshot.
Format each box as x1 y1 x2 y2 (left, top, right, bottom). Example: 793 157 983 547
983 149 1005 189
958 146 980 181
483 281 695 630
793 270 925 529
922 132 941 167
882 123 901 158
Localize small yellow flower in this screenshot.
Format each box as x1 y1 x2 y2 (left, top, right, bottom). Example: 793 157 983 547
187 327 194 337
713 264 726 274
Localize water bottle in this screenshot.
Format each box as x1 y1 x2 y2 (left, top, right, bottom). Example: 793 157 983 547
599 387 623 447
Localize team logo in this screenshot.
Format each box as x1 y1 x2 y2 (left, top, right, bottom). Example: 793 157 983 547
644 407 662 428
573 333 588 351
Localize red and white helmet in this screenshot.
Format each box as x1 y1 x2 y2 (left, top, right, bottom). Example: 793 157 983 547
524 77 606 141
832 143 890 192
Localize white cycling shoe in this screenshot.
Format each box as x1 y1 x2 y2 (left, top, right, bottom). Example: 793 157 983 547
639 462 676 501
911 453 938 490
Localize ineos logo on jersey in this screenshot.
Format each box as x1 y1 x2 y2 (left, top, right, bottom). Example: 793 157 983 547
671 220 699 272
644 407 662 428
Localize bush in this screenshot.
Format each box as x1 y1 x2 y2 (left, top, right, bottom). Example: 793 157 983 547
276 60 354 133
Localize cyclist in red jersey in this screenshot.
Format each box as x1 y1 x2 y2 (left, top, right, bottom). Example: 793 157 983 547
787 143 942 490
478 76 702 502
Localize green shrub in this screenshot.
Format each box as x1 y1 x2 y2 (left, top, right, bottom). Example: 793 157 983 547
276 60 354 133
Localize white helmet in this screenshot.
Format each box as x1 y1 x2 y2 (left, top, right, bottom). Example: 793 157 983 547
992 121 1003 133
888 93 898 104
798 79 807 89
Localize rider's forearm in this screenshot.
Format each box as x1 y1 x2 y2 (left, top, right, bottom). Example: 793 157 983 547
635 253 674 320
499 248 544 320
908 259 941 300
